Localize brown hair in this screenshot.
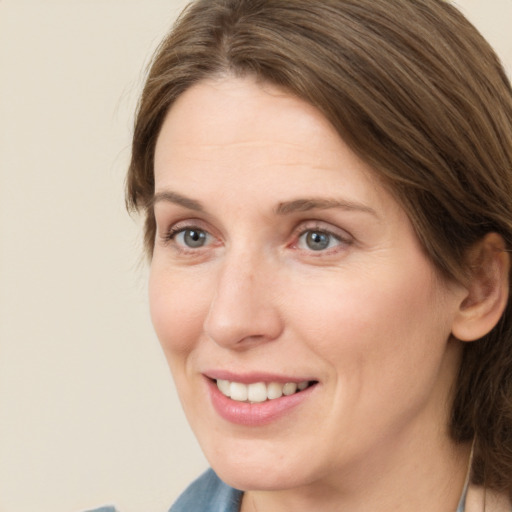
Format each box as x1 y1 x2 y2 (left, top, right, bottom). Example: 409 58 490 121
126 0 512 496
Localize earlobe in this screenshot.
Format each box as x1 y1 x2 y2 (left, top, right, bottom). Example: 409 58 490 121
451 233 510 342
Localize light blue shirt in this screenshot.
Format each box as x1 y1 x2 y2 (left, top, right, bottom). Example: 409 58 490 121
170 469 242 512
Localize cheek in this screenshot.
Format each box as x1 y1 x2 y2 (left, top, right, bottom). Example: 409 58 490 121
148 264 211 358
288 267 458 444
288 263 454 383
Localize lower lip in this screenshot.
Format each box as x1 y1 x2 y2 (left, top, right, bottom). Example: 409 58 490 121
207 379 317 426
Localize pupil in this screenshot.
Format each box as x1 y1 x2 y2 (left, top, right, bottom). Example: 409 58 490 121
307 231 329 250
184 229 206 248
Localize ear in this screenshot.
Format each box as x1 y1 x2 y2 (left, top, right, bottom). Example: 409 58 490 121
451 233 510 342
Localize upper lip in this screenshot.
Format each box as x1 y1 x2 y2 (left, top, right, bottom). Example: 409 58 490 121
203 370 317 384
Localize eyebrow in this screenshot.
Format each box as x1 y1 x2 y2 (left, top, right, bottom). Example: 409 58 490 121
152 190 377 218
152 191 204 211
275 198 378 217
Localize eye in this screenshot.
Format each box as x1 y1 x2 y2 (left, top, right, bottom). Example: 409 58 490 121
169 227 213 248
297 229 343 251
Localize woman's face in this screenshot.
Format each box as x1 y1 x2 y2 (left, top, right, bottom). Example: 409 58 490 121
150 77 466 491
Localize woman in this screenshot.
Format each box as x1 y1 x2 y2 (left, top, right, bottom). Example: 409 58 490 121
109 0 512 510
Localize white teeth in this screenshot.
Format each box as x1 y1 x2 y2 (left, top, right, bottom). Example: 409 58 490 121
230 382 248 402
247 382 267 403
282 382 297 396
216 379 311 402
267 382 283 400
217 379 231 396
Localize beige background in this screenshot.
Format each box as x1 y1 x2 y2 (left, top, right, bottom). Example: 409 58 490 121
0 1 511 511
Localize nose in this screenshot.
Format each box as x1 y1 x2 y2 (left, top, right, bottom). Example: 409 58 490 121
203 251 284 349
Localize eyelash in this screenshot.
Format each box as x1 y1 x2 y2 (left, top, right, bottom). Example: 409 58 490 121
162 224 213 248
161 221 352 255
292 223 352 254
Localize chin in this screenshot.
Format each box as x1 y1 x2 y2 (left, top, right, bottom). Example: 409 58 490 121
201 438 322 491
214 462 309 492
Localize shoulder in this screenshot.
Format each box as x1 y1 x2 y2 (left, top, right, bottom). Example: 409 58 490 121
169 468 243 512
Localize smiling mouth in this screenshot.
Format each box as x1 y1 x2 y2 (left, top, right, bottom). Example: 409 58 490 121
215 379 317 403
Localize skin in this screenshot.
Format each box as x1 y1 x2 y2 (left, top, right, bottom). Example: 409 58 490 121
150 76 473 512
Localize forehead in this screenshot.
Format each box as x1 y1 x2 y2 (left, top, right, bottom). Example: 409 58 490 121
156 77 340 161
153 76 398 217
